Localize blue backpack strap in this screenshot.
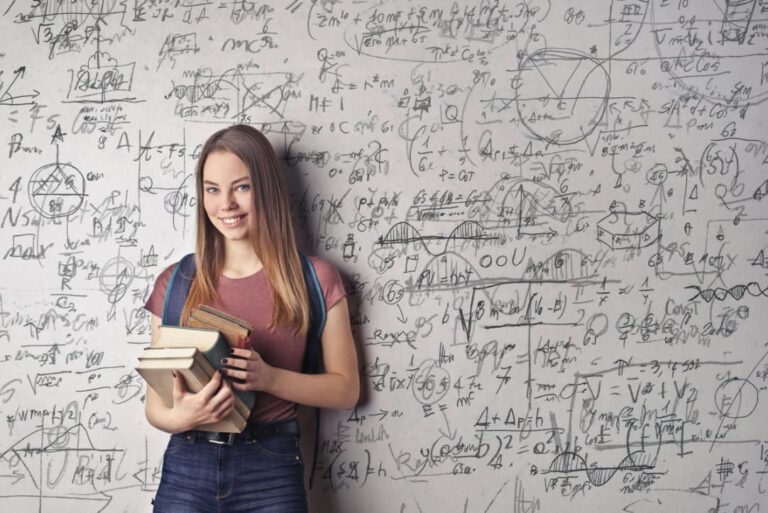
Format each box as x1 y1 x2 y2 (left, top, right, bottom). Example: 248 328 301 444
162 253 196 326
298 252 327 490
299 252 327 374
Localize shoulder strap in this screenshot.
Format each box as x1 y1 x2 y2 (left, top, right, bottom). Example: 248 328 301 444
299 252 327 374
297 253 327 490
161 253 196 326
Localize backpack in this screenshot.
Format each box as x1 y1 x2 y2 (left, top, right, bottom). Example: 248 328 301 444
161 251 326 488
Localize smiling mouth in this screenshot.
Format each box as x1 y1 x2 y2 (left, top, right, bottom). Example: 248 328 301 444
220 214 246 225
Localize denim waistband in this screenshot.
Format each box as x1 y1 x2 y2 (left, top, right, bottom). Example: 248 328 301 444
174 417 299 446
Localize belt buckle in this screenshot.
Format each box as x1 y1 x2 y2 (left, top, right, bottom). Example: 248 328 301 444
208 432 236 446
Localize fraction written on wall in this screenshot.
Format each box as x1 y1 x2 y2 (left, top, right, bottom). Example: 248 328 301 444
1 1 767 512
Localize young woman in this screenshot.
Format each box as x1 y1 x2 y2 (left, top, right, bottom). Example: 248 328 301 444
143 124 359 512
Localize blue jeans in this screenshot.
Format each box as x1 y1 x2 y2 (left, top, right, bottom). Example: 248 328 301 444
153 419 308 513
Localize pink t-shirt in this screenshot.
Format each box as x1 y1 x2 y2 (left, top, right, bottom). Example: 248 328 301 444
143 255 346 422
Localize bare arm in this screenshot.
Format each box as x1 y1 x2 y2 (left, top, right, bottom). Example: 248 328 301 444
144 313 236 433
224 297 360 410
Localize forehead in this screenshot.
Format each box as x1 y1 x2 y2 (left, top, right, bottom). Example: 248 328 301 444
202 151 250 181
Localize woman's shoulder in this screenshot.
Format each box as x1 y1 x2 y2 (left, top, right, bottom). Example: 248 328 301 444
305 254 346 308
155 260 181 285
144 260 183 317
307 254 343 285
151 255 195 296
307 254 338 274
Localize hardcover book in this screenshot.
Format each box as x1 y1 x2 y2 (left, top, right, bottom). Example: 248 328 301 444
155 325 256 412
136 347 247 433
187 305 252 349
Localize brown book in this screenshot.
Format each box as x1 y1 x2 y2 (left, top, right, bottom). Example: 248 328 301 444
188 305 252 349
136 348 247 433
198 305 253 331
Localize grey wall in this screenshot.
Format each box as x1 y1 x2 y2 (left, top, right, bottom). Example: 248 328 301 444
1 0 767 511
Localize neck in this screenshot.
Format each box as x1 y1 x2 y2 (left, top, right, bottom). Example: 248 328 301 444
222 240 263 278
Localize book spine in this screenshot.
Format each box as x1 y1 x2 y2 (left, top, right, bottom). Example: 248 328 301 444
198 305 253 330
186 318 247 349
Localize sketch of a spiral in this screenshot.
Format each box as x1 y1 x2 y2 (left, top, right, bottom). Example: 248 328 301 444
686 282 768 302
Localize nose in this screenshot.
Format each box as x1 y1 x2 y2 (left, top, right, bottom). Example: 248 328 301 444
223 189 238 209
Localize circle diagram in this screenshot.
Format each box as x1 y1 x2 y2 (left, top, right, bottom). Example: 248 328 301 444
714 377 759 419
27 162 86 219
515 48 611 145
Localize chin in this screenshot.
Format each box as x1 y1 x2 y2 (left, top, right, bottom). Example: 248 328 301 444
221 230 250 241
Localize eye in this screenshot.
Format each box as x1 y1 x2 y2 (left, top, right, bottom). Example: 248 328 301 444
205 186 219 194
237 184 251 192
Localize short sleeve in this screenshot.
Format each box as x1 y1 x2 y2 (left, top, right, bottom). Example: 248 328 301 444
143 263 176 318
309 256 346 311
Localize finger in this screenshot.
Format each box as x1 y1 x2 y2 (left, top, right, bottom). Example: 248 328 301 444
210 384 234 415
200 371 223 400
228 348 255 360
223 367 248 382
230 380 251 392
209 378 234 407
212 396 235 421
221 356 247 370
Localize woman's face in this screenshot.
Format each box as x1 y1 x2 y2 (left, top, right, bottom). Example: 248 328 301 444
202 151 256 243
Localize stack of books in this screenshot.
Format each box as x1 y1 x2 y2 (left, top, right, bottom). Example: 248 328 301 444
137 306 254 433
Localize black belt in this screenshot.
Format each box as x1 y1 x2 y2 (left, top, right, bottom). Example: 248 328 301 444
179 418 300 446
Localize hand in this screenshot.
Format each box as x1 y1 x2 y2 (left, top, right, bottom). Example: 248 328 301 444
222 348 274 393
171 371 235 431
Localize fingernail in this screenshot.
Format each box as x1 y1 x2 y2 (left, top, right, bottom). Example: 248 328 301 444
172 371 177 377
229 348 235 354
221 358 228 365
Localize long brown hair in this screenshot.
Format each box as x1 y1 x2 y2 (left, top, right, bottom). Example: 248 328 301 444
181 124 309 335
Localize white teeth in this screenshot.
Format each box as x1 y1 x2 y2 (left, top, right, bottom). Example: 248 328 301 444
221 215 244 225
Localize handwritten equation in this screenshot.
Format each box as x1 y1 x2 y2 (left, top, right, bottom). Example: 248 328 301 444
1 1 767 512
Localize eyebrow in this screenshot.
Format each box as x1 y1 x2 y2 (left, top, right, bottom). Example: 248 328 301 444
202 176 250 186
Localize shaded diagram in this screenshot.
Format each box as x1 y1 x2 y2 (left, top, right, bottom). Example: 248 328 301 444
27 160 86 219
544 448 657 487
369 220 502 274
721 0 757 44
376 220 498 252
